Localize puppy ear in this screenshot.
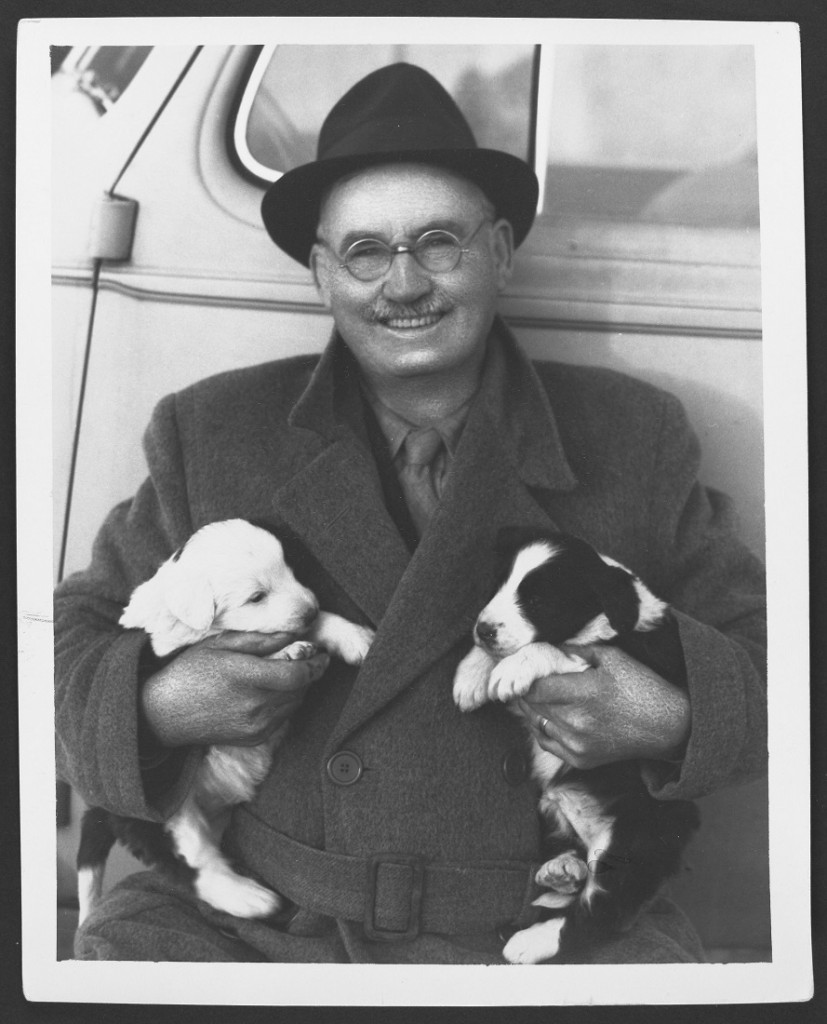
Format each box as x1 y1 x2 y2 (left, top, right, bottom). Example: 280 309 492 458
163 571 217 632
587 564 640 636
119 572 166 632
120 560 217 656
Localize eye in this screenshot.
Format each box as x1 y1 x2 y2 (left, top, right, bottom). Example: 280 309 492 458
343 242 388 278
247 591 267 605
348 239 386 258
416 231 457 264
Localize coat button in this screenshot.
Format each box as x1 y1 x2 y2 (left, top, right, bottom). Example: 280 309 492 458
502 748 529 786
326 751 363 786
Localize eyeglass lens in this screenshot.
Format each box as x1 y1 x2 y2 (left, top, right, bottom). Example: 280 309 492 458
344 230 463 281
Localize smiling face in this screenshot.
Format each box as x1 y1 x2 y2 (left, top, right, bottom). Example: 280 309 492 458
310 163 514 391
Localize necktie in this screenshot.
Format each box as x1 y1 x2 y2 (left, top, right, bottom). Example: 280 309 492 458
397 427 445 536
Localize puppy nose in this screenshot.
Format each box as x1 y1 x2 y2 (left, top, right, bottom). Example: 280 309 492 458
300 597 320 629
475 620 498 649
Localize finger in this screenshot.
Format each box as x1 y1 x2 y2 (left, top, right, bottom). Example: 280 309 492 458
560 642 599 667
203 631 301 655
516 698 557 736
516 699 553 741
521 671 595 705
200 630 302 655
250 651 330 692
585 642 657 679
515 699 570 755
532 730 571 761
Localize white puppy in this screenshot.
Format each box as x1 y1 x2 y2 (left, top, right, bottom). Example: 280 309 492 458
77 519 374 923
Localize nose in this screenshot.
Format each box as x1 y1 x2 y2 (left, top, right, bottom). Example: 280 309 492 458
475 619 499 649
299 594 320 629
381 252 432 304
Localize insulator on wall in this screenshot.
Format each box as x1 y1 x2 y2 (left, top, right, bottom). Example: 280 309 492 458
88 193 139 261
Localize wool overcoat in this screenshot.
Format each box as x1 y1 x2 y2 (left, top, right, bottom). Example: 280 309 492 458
56 321 766 962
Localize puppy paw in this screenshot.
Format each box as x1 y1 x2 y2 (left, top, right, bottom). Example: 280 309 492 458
336 624 375 665
535 851 589 894
488 653 536 702
489 645 589 702
309 613 374 665
503 918 566 964
196 869 282 919
269 640 318 661
453 680 488 712
544 647 590 675
452 646 497 711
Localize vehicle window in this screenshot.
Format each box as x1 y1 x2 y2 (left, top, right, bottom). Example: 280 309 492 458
236 45 535 182
51 45 153 115
236 43 757 233
541 45 758 228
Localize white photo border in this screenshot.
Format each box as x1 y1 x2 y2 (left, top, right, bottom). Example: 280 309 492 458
17 15 811 1006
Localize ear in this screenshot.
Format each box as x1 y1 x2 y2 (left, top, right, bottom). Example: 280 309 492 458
119 560 217 656
163 571 217 633
588 564 640 636
119 572 167 632
490 218 514 291
310 244 332 307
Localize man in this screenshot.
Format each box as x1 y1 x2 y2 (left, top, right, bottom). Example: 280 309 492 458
56 63 766 963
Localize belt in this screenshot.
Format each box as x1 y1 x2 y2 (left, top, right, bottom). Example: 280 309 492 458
233 809 542 942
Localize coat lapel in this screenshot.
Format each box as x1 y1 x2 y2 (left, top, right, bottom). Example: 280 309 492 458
269 435 411 628
268 336 411 628
325 323 580 748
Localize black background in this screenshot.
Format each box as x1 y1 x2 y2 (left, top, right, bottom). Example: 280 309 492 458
3 1 824 1021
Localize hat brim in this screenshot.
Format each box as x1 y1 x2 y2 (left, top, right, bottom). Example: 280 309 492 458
261 148 539 268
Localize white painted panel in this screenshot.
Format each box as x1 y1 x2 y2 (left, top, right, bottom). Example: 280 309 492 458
515 327 765 556
61 289 331 578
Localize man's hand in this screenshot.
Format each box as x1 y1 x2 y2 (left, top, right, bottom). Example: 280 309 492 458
140 631 330 748
515 644 690 769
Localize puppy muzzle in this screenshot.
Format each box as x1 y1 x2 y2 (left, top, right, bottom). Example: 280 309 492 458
474 619 500 650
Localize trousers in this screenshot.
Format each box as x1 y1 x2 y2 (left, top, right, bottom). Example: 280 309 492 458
74 870 706 964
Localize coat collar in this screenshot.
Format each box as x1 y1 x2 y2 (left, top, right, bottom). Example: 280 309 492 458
271 319 578 744
288 316 577 491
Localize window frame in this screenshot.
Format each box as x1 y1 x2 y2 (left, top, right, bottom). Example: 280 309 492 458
231 43 539 186
231 44 282 184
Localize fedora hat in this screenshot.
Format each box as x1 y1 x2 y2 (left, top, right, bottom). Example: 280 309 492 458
261 62 539 267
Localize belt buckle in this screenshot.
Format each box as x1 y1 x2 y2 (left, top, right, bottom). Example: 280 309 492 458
364 853 425 942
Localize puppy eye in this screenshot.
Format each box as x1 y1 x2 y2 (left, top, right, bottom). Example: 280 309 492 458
247 591 267 605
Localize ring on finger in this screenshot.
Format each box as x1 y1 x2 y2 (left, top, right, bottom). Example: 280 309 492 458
538 716 551 736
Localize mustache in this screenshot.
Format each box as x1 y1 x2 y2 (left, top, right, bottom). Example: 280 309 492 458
364 296 452 323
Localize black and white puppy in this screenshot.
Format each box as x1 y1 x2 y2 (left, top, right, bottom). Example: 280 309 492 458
453 527 699 963
77 519 374 925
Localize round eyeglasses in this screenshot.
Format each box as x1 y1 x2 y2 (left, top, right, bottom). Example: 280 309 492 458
321 219 491 282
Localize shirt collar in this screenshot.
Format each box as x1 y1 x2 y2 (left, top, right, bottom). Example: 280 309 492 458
363 388 474 461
